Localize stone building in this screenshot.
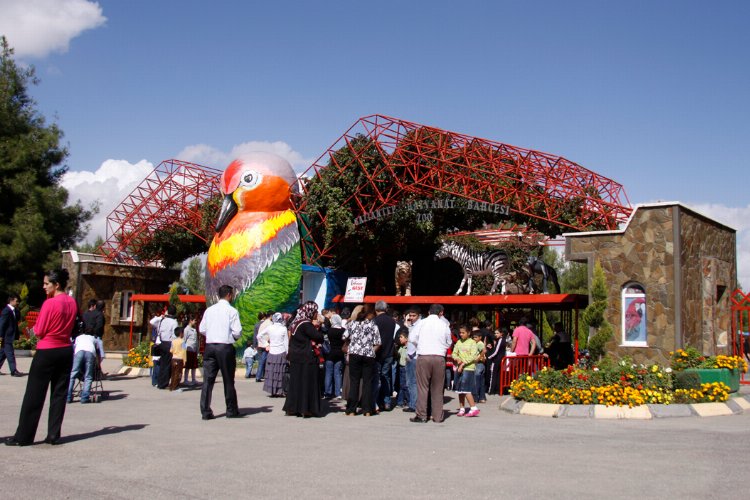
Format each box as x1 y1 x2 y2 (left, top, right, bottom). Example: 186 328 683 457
565 202 736 365
62 250 181 351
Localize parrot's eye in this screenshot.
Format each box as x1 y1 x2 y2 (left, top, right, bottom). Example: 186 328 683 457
239 170 262 189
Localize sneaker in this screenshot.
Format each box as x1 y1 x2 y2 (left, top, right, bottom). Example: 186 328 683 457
466 409 480 417
457 408 466 417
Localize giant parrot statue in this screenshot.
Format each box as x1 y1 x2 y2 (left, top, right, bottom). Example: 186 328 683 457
205 152 301 347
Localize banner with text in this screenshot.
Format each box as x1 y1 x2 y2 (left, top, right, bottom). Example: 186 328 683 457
344 277 367 302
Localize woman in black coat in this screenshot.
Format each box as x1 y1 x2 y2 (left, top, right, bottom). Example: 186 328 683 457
283 301 325 417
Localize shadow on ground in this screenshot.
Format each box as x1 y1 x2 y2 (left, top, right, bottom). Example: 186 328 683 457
55 424 149 444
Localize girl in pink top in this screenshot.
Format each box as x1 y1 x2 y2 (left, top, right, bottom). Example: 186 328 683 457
6 269 78 447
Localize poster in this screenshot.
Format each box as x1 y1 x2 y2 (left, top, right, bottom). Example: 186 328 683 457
624 296 647 343
344 277 367 302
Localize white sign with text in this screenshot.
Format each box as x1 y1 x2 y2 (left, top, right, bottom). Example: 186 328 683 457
344 277 367 302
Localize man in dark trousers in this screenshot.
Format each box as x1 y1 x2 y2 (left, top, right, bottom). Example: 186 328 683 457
0 293 22 377
372 300 397 411
199 285 243 420
150 305 178 389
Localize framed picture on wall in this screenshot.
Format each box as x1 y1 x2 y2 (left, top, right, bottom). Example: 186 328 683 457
622 285 647 346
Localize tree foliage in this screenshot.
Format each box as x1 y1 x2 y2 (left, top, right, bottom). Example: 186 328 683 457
182 257 205 295
0 37 95 301
582 261 613 360
131 194 222 267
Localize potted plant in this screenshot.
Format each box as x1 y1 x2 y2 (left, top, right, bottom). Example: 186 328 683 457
670 347 748 393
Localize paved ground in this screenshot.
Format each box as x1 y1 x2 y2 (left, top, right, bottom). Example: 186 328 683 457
2 356 750 499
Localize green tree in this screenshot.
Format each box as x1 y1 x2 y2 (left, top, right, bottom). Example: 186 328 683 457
582 260 613 361
182 257 205 295
74 235 105 254
560 260 588 294
0 37 94 299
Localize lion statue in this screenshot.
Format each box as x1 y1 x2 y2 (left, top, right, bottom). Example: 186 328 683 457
395 260 413 296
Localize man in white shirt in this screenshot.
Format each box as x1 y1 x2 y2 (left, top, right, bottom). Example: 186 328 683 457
199 285 243 420
408 303 452 423
66 333 105 404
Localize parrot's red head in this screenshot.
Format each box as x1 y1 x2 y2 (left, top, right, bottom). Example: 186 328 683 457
214 152 298 234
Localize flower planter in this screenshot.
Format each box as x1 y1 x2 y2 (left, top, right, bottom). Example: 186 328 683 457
684 368 740 393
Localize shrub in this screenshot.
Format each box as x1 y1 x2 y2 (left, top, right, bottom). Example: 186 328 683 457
13 335 37 350
673 370 701 390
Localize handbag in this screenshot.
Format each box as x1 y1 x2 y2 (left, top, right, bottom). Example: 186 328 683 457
321 335 331 355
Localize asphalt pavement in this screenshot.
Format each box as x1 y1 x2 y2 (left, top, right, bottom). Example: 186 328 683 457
1 356 749 499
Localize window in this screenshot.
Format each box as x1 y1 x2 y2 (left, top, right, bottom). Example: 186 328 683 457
621 283 647 347
120 290 134 321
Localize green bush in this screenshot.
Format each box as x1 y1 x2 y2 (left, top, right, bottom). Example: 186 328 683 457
673 370 701 390
13 335 37 350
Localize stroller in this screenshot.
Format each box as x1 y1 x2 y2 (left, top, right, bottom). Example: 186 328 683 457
70 357 107 403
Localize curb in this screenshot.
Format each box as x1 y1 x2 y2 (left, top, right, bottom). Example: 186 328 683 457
498 393 750 419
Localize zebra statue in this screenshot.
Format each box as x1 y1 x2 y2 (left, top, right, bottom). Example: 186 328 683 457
434 240 509 295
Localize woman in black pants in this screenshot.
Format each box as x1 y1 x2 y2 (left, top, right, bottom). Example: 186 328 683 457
5 269 78 446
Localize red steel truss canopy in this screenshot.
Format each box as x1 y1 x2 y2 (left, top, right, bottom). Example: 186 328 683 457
99 159 222 265
294 114 632 264
100 116 631 266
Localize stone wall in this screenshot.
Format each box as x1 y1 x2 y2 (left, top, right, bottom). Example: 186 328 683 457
63 251 180 351
567 205 677 365
678 209 736 355
566 204 736 365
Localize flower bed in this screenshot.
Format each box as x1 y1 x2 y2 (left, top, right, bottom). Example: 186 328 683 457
123 341 152 368
510 353 744 407
510 360 675 407
123 340 204 368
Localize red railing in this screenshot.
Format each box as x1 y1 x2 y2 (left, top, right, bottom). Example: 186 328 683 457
731 289 750 385
499 355 550 395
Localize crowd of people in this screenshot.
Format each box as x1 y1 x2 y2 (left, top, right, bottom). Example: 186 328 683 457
240 299 574 422
3 274 575 445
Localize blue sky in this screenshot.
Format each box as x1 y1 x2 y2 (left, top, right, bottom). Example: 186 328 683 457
1 0 749 283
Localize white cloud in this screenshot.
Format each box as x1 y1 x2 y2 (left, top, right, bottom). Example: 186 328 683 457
0 0 106 58
176 141 313 173
687 203 750 289
63 141 311 244
61 159 154 243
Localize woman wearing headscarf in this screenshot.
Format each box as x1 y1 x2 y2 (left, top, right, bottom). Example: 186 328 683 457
323 313 346 399
263 313 289 397
282 301 325 417
6 269 78 447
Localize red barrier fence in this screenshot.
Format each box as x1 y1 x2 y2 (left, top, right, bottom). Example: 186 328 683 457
731 289 750 385
499 355 550 395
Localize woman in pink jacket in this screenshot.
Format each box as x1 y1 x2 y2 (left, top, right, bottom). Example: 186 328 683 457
6 269 78 446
